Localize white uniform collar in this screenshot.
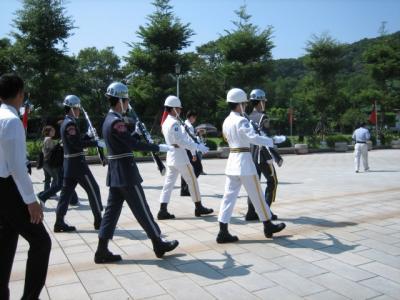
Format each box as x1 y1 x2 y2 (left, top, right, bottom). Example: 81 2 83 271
0 103 19 117
230 111 241 116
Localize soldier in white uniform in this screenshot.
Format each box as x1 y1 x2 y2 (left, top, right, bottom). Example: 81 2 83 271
352 122 370 173
217 88 286 243
158 96 214 219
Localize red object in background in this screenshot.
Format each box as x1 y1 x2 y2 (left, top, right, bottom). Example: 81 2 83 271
160 110 168 125
288 108 294 125
369 102 377 125
22 107 29 129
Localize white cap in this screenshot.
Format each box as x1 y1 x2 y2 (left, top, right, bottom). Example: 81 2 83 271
164 95 182 108
226 88 248 103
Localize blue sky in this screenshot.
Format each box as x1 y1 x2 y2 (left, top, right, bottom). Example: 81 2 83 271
1 0 399 59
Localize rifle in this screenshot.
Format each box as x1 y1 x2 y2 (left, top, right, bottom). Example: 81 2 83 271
243 113 283 166
127 105 166 176
81 107 106 166
174 114 206 160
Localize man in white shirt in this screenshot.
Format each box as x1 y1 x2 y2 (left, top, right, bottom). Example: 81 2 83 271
352 122 371 173
217 88 285 243
0 74 51 300
158 96 213 219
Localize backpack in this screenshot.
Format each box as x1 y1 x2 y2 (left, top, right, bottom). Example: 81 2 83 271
48 143 64 167
36 151 44 170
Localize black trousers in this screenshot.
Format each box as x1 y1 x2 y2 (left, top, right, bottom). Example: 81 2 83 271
0 177 51 300
181 150 203 196
39 166 78 203
57 170 103 220
247 162 278 212
99 184 161 241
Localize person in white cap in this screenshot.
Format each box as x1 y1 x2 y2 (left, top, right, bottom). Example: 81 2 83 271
217 88 286 243
158 95 213 219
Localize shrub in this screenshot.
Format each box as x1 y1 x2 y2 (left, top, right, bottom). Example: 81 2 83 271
205 139 218 150
26 140 42 161
219 140 229 147
276 137 292 148
306 135 322 148
325 135 351 148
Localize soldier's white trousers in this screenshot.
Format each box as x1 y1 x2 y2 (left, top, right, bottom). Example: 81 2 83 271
354 143 369 171
218 175 272 223
160 164 201 204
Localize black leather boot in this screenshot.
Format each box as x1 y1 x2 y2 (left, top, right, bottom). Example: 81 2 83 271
157 203 175 220
216 222 239 243
194 202 214 217
153 238 179 258
54 216 76 232
264 220 286 238
94 238 122 263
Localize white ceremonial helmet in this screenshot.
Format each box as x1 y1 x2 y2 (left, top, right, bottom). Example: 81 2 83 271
105 82 129 99
164 95 182 108
249 89 267 101
63 95 81 108
226 88 248 103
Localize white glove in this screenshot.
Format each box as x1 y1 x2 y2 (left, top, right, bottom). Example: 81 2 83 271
134 124 142 136
87 128 96 138
197 143 209 154
273 135 286 144
158 144 174 152
97 140 106 148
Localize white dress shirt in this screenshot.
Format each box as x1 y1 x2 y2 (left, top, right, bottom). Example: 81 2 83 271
223 111 274 176
162 114 198 166
352 127 370 143
0 103 37 204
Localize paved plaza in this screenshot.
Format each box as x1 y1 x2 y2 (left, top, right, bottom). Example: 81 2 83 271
9 149 400 299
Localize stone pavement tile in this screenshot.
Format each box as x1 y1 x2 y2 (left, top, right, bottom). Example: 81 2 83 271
66 250 103 272
160 276 214 300
184 228 216 242
271 255 328 278
370 295 397 300
176 261 228 286
310 272 381 299
313 258 375 281
317 247 373 266
206 240 249 256
359 262 400 284
175 235 211 253
62 244 92 255
357 249 400 268
77 268 121 294
233 252 282 273
238 241 287 259
277 245 329 262
163 249 198 266
358 223 398 235
192 249 238 270
119 243 155 260
10 260 28 281
219 267 276 292
48 248 69 265
105 259 142 276
90 288 131 300
253 286 303 300
356 230 400 245
9 280 49 300
359 276 400 299
139 259 184 281
45 263 79 287
205 281 259 300
304 290 349 300
47 282 90 300
58 238 86 248
263 269 325 297
358 239 400 255
117 271 166 299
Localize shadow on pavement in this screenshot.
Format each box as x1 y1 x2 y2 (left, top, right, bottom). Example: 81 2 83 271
279 216 357 228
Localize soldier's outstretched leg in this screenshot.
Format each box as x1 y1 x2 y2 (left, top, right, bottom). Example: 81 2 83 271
264 163 278 220
159 166 180 219
77 171 103 229
55 178 78 232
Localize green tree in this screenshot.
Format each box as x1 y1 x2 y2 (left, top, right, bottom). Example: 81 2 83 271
125 0 194 125
11 0 75 114
0 38 15 74
74 47 122 117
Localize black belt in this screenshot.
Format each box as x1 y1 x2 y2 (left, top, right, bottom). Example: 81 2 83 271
230 147 250 153
356 141 366 144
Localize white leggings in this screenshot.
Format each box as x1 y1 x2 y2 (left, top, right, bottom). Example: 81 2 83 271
160 164 201 204
218 175 272 223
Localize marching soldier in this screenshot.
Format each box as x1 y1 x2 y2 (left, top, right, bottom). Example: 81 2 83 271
245 89 282 221
95 82 178 263
158 96 213 219
55 95 104 232
217 88 286 243
180 110 204 196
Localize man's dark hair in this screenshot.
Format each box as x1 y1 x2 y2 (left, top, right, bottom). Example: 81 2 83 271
186 110 198 119
107 96 120 107
165 106 174 113
360 122 366 127
0 73 24 102
228 102 239 110
251 100 260 108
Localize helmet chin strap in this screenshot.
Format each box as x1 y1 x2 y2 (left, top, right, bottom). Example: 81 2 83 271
173 107 179 117
119 99 126 114
70 107 76 118
260 101 265 112
239 103 245 116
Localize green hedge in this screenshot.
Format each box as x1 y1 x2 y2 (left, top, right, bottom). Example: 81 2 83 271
325 135 351 148
205 139 218 150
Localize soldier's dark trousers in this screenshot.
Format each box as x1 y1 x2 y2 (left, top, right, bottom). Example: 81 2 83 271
0 177 51 300
247 162 278 213
57 170 103 220
99 184 161 240
181 150 203 196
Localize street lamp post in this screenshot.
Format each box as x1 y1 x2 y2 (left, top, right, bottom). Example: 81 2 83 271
175 63 181 98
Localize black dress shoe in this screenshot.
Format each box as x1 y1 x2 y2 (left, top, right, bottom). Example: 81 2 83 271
264 221 286 238
153 239 179 258
194 206 214 217
245 212 259 221
271 213 278 221
94 218 102 230
216 231 239 244
94 250 122 264
54 222 76 233
157 210 176 220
